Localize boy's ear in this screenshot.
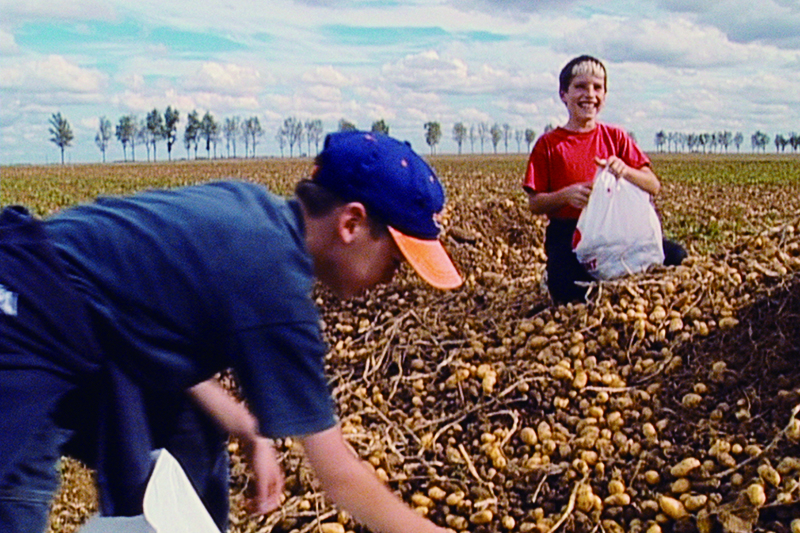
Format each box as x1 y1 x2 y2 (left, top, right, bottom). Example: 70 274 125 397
336 202 369 244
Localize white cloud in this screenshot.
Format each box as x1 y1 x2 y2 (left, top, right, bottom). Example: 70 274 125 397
118 73 146 91
304 84 344 103
301 66 352 87
381 50 539 96
450 0 579 16
0 28 19 55
0 0 116 21
183 62 265 97
0 55 106 93
113 88 260 115
656 0 800 48
80 116 100 129
558 15 778 68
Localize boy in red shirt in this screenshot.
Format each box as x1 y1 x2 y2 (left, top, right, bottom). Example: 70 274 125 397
523 55 685 303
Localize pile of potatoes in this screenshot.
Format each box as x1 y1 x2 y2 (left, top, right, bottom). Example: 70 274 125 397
238 205 800 533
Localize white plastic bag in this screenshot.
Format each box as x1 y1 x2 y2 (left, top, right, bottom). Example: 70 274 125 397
78 449 221 533
572 166 664 280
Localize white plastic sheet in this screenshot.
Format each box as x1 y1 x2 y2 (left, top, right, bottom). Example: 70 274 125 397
573 166 664 280
78 449 221 533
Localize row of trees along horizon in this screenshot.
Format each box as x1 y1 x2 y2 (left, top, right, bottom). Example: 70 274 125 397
45 109 799 165
654 130 800 154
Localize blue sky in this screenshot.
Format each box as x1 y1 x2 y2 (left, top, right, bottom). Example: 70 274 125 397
2 0 800 164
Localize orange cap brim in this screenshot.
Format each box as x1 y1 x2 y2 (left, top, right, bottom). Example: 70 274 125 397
388 226 463 290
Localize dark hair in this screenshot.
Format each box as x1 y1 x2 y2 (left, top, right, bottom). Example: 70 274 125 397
295 178 388 238
295 178 343 217
558 55 607 95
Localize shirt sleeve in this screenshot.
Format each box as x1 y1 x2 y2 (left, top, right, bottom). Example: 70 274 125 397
616 128 651 169
522 137 549 193
227 321 337 439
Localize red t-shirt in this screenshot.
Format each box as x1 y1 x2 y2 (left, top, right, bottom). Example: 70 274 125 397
523 123 651 220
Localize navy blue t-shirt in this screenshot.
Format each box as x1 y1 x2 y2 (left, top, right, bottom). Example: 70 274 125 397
44 181 337 438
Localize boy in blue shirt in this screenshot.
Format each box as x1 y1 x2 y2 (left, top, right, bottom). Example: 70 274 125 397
0 131 461 533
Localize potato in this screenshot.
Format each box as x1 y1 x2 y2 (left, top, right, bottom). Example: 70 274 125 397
320 523 345 533
757 464 781 486
670 457 701 477
746 483 766 507
470 509 493 525
658 495 688 519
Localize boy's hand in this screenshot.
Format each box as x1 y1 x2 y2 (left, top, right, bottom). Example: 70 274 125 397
188 379 285 514
595 156 661 196
242 435 285 514
595 156 629 180
560 182 593 209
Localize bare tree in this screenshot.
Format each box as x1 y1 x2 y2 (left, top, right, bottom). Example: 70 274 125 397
654 131 666 153
502 124 512 153
751 131 769 153
95 116 112 162
305 119 323 155
280 117 303 157
248 116 263 157
477 122 489 154
138 117 152 161
490 123 502 154
453 122 467 155
275 129 287 157
291 117 304 156
790 132 800 152
241 118 252 158
524 129 536 153
469 125 476 153
129 116 140 162
734 132 744 152
223 117 241 158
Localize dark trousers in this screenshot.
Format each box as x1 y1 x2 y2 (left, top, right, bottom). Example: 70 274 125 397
146 392 230 530
0 205 100 532
545 218 687 304
0 206 229 532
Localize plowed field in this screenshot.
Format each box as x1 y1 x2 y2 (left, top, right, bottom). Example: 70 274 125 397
3 153 799 533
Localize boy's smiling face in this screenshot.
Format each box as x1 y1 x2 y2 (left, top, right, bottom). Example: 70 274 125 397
561 70 606 131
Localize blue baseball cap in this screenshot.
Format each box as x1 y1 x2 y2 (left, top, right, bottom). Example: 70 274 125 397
312 130 462 289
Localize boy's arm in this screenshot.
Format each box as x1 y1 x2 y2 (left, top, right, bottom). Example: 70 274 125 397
301 425 449 533
525 184 592 215
188 378 284 514
597 156 661 196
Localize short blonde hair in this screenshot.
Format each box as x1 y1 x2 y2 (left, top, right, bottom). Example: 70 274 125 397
559 55 607 94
